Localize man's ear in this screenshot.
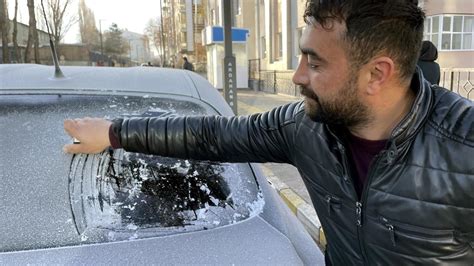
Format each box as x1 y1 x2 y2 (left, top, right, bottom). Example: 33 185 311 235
366 57 395 95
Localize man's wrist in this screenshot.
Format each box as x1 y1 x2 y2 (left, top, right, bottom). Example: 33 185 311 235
108 120 122 149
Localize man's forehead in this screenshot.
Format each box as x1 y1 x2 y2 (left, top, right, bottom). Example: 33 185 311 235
299 21 348 63
300 21 345 46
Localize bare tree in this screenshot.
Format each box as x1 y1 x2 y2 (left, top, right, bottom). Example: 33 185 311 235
0 0 9 63
41 0 77 49
25 0 39 63
145 19 160 57
12 0 20 62
78 0 99 50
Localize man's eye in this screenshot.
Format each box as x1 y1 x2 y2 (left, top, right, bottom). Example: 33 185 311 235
308 63 319 69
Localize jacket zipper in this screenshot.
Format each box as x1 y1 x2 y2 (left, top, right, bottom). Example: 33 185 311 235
337 141 370 263
325 194 342 216
381 217 396 246
328 126 373 264
358 153 383 263
380 216 454 246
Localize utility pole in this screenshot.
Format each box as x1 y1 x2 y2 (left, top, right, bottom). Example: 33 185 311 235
222 0 237 113
194 0 197 62
171 0 176 67
99 19 104 55
128 39 132 63
159 0 166 67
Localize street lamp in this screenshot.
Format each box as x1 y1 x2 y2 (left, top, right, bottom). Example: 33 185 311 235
99 19 107 56
159 0 166 67
128 39 132 63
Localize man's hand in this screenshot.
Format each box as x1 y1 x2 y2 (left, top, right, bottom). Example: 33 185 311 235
63 117 112 154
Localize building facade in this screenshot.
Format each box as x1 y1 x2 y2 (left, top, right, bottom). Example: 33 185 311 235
245 0 474 71
122 30 151 65
420 0 474 69
0 20 50 62
202 0 250 89
161 0 206 70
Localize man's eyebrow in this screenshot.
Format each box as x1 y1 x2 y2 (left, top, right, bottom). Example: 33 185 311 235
300 47 327 63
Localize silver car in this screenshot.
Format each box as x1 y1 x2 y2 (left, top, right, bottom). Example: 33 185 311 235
0 64 324 265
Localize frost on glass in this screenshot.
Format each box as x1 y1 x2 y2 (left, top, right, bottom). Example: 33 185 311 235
69 149 262 243
0 94 263 251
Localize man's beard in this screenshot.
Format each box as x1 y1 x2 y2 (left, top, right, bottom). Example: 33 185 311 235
300 78 370 129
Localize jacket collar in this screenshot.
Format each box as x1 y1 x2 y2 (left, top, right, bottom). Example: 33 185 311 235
389 68 434 146
381 68 434 164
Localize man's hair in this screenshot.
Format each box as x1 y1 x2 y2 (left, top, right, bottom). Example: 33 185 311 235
304 0 425 81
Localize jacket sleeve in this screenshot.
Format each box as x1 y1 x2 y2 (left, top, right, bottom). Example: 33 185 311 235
112 101 305 164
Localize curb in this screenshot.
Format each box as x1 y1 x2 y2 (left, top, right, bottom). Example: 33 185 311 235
265 173 326 250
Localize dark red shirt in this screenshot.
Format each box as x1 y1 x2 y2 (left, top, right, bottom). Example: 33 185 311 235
347 133 387 199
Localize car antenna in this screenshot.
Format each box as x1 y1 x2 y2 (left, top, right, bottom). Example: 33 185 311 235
40 0 64 78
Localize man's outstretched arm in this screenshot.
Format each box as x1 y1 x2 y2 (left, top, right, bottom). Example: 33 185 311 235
63 102 304 164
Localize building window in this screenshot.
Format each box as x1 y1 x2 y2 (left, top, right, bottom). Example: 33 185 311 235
270 0 282 61
261 36 267 58
424 15 474 51
234 0 241 15
210 9 216 25
277 32 283 58
295 27 305 56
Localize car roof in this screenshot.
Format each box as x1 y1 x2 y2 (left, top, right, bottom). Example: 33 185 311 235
0 64 233 116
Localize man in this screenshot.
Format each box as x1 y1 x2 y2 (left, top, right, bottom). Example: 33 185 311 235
417 40 440 85
64 0 473 264
182 56 194 71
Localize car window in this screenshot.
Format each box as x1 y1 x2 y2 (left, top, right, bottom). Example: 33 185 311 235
0 94 262 252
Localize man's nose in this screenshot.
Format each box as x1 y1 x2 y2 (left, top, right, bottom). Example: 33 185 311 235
292 60 309 86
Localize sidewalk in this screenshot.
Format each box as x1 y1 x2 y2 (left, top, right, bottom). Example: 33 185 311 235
233 90 324 247
235 91 311 200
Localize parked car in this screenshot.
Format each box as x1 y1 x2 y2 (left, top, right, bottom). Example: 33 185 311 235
0 64 324 265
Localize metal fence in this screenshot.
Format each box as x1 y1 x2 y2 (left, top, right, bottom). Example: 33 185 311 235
259 70 300 96
249 59 300 96
249 59 473 100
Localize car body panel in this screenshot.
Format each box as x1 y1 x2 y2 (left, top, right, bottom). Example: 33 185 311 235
0 64 324 265
0 64 234 116
0 216 310 265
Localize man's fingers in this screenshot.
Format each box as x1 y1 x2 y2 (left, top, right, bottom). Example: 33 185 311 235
63 143 82 154
64 119 79 138
63 117 111 154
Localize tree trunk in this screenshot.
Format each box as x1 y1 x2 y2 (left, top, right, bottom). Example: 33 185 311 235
0 0 9 63
33 22 39 63
25 0 33 63
25 0 39 63
12 0 19 62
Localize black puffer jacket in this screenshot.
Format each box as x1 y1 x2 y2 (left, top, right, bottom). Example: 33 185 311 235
417 40 440 85
113 70 474 264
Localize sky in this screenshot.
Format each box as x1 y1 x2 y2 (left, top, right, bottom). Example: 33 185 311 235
8 0 162 43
